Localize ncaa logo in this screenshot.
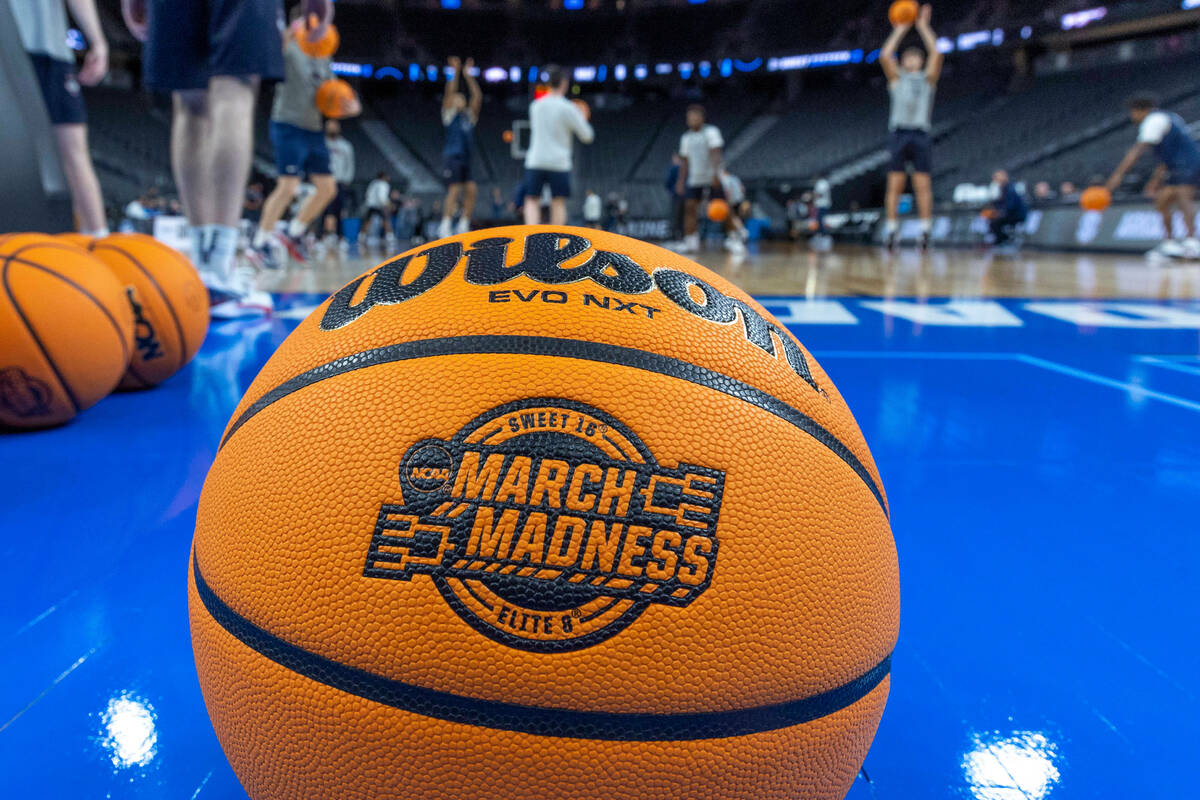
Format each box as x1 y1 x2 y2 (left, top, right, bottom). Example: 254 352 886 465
364 398 725 652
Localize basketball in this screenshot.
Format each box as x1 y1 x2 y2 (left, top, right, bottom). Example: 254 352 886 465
888 0 919 25
296 19 340 59
189 226 898 799
82 233 209 390
316 78 357 119
57 232 96 249
707 197 731 222
1080 186 1112 212
572 98 591 120
502 129 514 143
0 234 134 429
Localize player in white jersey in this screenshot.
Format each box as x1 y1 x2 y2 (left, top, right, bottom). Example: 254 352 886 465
880 3 942 250
674 104 746 255
522 65 594 226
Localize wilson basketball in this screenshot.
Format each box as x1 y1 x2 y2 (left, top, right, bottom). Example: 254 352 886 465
1080 186 1112 212
57 232 96 249
0 234 134 429
707 197 731 222
296 20 340 59
316 78 357 119
190 226 898 799
888 0 918 25
82 233 209 390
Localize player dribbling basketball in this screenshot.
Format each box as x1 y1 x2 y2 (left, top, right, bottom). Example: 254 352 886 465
1105 94 1200 262
674 104 746 256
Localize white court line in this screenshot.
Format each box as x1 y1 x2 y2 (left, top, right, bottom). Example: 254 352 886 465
1132 355 1200 377
1016 355 1200 414
817 350 1200 413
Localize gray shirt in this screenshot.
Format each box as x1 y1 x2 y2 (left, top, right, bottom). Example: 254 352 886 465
271 39 332 132
888 71 935 132
10 0 72 61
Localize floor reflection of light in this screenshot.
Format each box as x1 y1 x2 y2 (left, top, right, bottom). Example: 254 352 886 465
962 731 1060 800
99 693 158 769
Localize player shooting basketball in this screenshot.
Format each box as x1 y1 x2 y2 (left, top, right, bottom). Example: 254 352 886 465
880 3 942 250
438 57 482 238
1105 94 1200 262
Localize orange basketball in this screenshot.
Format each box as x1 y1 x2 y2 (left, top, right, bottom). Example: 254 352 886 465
316 78 357 119
0 234 133 428
81 233 209 389
707 198 731 222
189 226 898 799
572 98 591 121
57 232 96 249
502 129 514 143
295 20 339 59
888 0 919 25
1080 186 1112 212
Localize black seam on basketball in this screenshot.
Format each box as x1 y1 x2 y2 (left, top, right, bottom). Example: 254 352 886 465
1 257 81 412
219 335 888 516
193 552 891 741
96 242 188 375
4 253 132 365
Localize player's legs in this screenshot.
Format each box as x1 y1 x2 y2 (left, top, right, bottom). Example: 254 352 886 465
206 77 259 228
259 176 301 236
441 183 462 237
52 125 107 235
884 172 906 245
294 174 338 230
462 181 478 220
522 169 544 225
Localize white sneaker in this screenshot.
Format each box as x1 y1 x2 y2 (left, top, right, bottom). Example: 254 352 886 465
437 217 452 239
724 235 746 255
454 216 470 236
212 263 273 318
1148 240 1186 259
676 234 700 254
1182 238 1200 260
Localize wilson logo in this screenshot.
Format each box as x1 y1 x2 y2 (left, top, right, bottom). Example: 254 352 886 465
364 398 724 652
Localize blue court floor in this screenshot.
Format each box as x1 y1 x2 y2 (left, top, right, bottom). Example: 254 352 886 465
2 293 1198 799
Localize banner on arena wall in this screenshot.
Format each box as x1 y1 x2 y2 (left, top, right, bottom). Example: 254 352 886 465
153 215 191 254
874 204 1200 252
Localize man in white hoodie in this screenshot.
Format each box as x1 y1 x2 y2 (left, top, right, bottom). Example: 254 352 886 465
522 65 593 226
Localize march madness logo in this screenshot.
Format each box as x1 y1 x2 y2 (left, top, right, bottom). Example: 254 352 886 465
364 398 724 652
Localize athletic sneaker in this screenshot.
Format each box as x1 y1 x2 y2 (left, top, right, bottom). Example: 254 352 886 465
275 231 308 263
1146 240 1186 262
724 234 746 255
437 217 453 239
1182 237 1200 260
211 261 274 319
918 231 931 251
673 233 700 254
884 230 899 251
454 216 470 236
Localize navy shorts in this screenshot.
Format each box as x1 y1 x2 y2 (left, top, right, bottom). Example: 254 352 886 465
1165 165 1200 188
523 168 571 199
888 128 933 174
271 121 331 177
144 0 284 91
29 55 85 125
685 184 726 201
443 155 472 185
325 184 353 217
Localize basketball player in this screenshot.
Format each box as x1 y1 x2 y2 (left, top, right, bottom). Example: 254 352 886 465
438 56 482 238
523 65 593 226
323 119 355 246
11 0 109 237
252 12 358 267
122 0 325 316
1105 94 1200 261
880 3 942 250
675 104 746 255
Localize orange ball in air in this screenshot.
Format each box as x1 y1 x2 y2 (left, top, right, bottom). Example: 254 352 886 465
1079 186 1112 212
888 0 919 25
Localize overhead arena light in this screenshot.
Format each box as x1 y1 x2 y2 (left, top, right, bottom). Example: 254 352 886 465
634 64 649 79
1061 7 1107 30
483 66 509 83
614 64 627 80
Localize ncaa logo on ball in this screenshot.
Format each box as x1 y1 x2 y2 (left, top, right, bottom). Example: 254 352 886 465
364 398 725 652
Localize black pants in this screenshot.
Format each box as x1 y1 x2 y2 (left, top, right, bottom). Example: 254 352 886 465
990 214 1025 244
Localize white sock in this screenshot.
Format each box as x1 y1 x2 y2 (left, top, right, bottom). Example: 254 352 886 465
885 220 899 234
287 218 308 238
81 227 109 238
920 219 932 233
208 225 240 287
252 228 270 249
191 224 212 271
